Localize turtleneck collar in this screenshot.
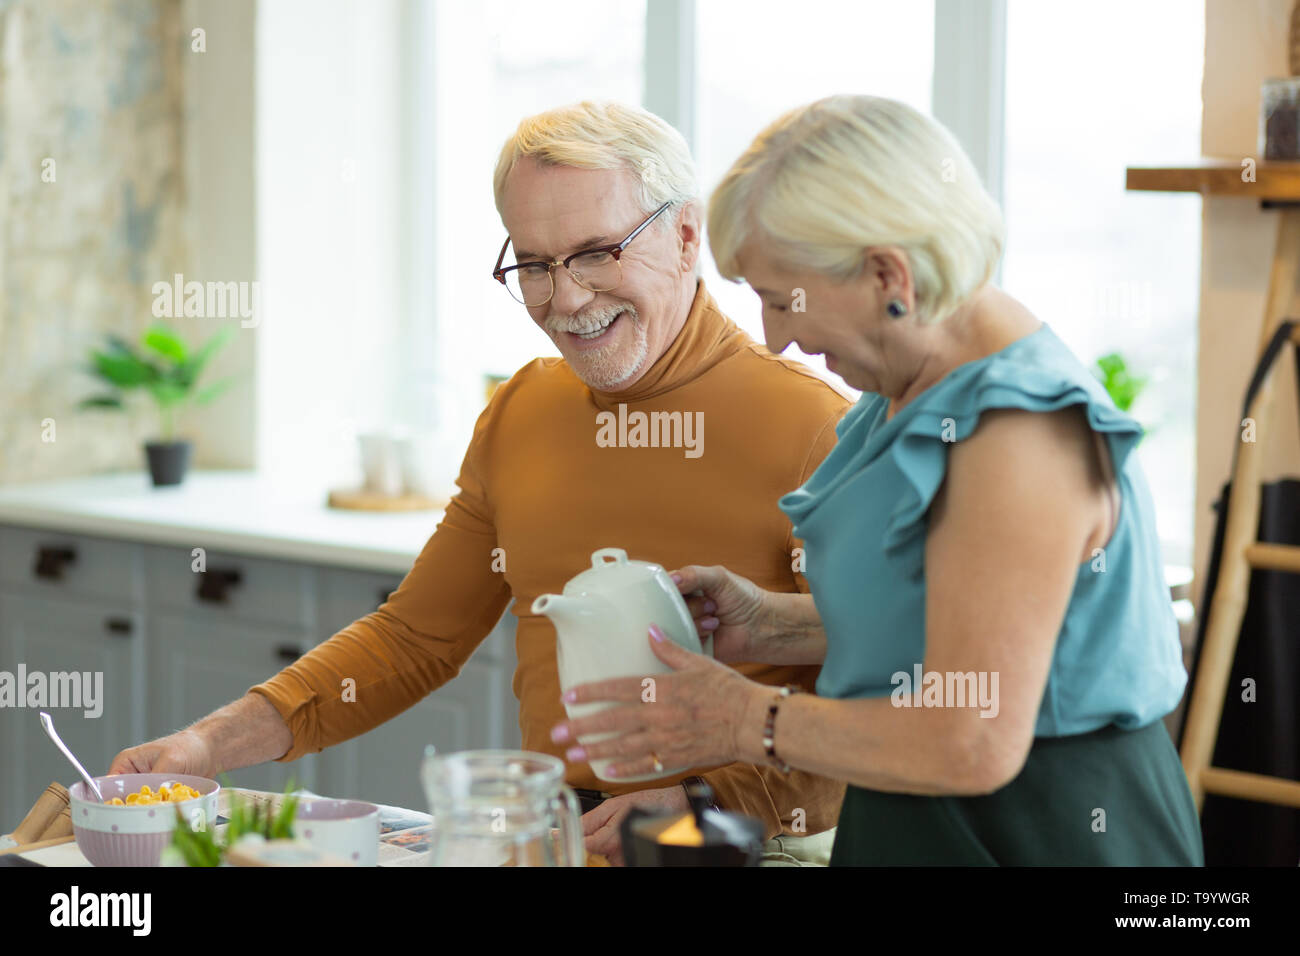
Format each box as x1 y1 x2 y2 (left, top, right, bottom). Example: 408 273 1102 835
586 279 750 411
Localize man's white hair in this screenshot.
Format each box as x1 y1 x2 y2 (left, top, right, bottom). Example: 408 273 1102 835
493 100 699 229
708 95 1005 325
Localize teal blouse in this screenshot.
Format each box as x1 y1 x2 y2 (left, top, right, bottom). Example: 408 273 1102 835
779 323 1187 737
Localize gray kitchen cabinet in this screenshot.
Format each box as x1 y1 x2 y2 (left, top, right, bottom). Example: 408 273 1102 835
0 520 519 838
0 524 144 606
315 657 506 811
0 591 143 831
141 541 319 748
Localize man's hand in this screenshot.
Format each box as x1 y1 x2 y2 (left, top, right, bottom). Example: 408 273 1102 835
107 693 292 778
581 785 689 866
107 729 216 777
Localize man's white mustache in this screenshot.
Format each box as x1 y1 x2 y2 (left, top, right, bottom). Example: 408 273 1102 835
546 304 636 336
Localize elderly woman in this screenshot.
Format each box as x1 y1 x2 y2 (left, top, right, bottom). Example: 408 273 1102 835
549 95 1204 865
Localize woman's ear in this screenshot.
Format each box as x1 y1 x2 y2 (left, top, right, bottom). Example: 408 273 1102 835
864 247 914 312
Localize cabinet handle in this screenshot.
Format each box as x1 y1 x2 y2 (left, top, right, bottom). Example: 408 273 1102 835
196 568 243 604
104 617 133 636
34 545 77 581
276 645 302 663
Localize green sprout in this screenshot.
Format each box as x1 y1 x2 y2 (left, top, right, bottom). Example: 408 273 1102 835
167 777 300 867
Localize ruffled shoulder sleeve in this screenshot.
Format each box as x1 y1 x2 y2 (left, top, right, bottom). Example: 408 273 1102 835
880 348 1145 554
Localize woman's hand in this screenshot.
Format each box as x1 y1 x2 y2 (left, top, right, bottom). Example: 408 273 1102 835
551 624 771 777
672 564 827 666
670 564 771 662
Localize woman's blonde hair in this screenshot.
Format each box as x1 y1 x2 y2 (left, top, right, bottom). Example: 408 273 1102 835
493 100 698 227
708 95 1005 324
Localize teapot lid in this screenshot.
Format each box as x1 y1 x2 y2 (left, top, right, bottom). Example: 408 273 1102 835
563 548 666 595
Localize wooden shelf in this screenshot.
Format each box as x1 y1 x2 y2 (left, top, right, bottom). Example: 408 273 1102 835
1126 158 1300 199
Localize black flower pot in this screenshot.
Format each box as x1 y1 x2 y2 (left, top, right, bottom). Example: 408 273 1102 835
144 440 192 486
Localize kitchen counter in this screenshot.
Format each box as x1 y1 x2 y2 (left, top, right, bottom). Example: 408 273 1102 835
0 470 444 575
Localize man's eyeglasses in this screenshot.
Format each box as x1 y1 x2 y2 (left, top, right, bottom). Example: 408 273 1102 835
492 201 673 307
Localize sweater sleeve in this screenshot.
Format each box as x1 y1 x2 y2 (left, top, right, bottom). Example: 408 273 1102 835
249 393 512 762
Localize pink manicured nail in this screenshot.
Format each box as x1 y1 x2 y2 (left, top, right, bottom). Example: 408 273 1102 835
551 725 570 743
649 624 666 642
563 689 577 702
701 617 719 630
702 600 717 614
670 574 683 585
566 746 586 762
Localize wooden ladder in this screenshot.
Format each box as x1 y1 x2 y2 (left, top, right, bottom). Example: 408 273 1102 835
1177 205 1300 813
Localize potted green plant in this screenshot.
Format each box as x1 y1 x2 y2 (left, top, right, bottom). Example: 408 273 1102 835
1093 351 1155 443
80 324 236 486
1093 352 1147 412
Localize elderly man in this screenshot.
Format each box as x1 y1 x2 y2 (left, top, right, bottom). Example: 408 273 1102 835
109 101 849 865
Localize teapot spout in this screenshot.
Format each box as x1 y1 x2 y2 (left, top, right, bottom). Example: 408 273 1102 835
530 593 589 628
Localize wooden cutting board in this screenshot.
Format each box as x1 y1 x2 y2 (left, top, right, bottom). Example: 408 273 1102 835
327 488 446 512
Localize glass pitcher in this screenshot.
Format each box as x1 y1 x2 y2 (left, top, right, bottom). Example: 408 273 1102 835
421 748 585 867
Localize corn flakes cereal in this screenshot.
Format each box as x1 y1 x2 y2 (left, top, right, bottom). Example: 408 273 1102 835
106 781 202 806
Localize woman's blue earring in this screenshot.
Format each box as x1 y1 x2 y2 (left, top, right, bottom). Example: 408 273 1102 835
887 299 908 318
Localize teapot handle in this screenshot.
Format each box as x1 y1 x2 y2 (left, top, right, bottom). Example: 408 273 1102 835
590 547 628 568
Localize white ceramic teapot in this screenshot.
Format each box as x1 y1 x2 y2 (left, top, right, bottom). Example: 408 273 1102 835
531 547 712 782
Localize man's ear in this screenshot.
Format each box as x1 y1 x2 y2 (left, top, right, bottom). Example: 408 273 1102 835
675 200 703 274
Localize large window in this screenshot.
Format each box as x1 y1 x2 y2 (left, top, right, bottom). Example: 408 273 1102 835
463 1 648 381
1001 0 1203 566
254 1 1203 570
694 0 935 372
413 1 647 485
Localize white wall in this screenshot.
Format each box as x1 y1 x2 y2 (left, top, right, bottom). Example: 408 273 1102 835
1195 0 1300 597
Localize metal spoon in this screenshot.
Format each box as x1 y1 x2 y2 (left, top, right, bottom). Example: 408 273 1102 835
38 711 104 803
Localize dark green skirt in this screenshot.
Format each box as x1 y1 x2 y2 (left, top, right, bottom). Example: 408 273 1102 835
830 719 1204 865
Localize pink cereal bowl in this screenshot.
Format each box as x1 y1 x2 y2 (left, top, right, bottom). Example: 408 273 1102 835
69 773 220 867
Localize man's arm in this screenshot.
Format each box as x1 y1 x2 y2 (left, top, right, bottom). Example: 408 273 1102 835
107 690 292 778
110 387 513 776
188 692 293 770
248 396 512 762
250 540 510 763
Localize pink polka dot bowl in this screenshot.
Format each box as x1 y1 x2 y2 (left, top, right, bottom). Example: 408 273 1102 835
290 798 380 866
69 773 220 867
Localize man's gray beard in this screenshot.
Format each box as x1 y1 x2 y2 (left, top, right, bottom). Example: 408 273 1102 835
547 305 649 390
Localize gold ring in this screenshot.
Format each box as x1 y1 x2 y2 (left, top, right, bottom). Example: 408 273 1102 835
650 752 664 773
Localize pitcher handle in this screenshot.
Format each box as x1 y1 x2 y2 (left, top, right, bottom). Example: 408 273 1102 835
551 785 586 867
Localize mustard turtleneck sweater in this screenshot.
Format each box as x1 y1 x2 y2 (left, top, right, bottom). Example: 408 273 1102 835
251 280 850 839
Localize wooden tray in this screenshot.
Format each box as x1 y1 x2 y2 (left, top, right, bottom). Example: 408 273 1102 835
326 488 446 512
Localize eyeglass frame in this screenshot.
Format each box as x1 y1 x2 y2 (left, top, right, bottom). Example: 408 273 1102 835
491 200 674 306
